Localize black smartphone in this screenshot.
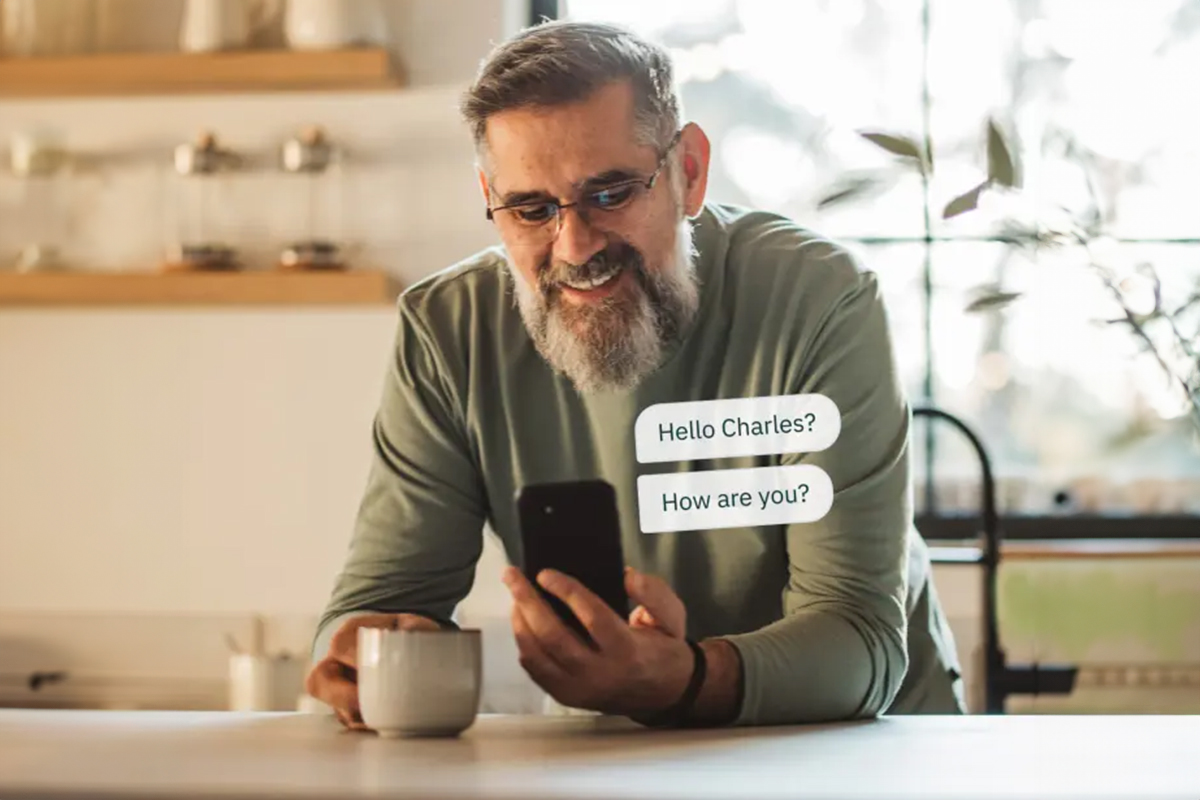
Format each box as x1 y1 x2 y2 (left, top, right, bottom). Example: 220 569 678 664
516 479 630 642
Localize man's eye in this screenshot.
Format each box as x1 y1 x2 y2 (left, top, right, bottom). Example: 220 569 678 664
589 184 637 210
513 203 557 224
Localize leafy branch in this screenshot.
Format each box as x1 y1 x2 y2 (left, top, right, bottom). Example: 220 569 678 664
821 117 1200 432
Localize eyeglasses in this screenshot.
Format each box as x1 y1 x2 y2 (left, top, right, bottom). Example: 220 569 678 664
486 130 683 248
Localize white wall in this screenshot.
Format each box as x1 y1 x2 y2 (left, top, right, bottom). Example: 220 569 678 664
0 0 548 712
0 81 496 614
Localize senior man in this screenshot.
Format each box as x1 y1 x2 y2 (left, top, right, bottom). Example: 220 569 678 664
306 21 964 729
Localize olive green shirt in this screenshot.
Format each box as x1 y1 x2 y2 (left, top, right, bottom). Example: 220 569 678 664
314 203 964 724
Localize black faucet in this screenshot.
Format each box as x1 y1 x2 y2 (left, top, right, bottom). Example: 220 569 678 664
914 406 1078 713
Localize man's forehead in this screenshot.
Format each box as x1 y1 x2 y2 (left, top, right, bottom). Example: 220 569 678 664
483 82 650 195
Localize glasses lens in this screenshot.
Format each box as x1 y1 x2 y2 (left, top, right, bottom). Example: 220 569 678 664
584 181 646 215
492 204 558 247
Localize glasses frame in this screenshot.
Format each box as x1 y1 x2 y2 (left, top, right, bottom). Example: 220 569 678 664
485 130 684 234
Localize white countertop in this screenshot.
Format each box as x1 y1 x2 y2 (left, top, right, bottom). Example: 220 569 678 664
2 710 1199 799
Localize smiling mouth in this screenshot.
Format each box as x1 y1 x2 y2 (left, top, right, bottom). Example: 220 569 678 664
558 262 624 292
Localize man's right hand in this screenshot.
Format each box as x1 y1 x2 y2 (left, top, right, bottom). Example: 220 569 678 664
625 567 686 639
304 613 441 730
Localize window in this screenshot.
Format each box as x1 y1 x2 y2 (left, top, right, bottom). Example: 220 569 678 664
562 0 1200 519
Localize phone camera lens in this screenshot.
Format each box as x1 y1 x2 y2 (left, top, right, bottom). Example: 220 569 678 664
544 506 553 514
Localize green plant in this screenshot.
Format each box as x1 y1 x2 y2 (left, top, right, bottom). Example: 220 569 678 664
821 120 1200 434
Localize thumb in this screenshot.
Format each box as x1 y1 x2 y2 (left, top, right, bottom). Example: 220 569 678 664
624 567 686 638
629 605 659 630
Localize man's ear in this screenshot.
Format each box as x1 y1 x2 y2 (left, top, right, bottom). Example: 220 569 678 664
678 122 711 218
476 167 491 207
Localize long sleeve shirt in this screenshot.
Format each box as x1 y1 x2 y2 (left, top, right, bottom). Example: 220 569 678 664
313 203 964 724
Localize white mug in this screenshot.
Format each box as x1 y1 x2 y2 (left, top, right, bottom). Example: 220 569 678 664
357 627 482 738
180 0 251 53
285 0 386 50
228 653 306 711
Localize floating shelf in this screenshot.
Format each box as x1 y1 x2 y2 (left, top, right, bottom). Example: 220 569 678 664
0 270 402 307
0 48 403 98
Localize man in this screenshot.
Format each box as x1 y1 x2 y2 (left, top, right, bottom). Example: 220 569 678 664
306 21 964 729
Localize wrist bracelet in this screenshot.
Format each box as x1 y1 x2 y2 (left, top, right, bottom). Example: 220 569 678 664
635 638 707 728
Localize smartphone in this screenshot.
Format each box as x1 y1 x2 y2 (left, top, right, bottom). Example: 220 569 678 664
516 479 630 642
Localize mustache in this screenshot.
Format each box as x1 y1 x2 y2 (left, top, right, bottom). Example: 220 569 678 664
536 241 646 295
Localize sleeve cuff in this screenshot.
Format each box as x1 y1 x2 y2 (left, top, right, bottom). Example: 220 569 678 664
717 634 760 726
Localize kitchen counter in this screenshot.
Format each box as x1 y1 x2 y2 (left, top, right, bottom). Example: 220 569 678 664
2 710 1198 799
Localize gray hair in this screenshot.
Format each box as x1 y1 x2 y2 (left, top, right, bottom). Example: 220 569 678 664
460 21 681 159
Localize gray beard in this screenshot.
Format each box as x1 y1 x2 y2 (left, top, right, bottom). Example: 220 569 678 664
510 220 700 394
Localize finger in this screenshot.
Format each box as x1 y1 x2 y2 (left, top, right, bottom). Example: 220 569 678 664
326 614 391 668
335 708 369 732
536 569 626 651
511 602 572 695
628 605 658 629
327 613 439 668
305 658 360 716
625 568 686 638
503 568 595 671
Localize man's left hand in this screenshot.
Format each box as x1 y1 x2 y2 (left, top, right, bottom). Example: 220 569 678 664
502 566 694 717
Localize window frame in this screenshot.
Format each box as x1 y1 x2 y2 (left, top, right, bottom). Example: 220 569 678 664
547 0 1200 538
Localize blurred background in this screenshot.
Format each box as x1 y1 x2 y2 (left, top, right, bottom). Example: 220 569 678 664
0 0 1197 717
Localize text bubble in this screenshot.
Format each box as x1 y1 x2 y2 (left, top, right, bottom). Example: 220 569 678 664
634 394 840 464
637 465 833 533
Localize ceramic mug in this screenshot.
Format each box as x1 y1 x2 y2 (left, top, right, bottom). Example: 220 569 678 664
356 627 482 738
285 0 387 50
228 653 307 712
180 0 250 53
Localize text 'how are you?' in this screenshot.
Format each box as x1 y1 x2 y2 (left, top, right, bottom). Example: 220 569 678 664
637 465 834 533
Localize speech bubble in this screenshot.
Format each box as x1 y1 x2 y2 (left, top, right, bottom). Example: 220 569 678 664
634 394 840 464
637 465 834 533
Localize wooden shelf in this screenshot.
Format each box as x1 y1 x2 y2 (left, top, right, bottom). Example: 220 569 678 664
0 48 403 98
0 270 402 307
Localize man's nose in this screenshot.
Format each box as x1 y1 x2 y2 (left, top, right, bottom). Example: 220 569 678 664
552 206 606 267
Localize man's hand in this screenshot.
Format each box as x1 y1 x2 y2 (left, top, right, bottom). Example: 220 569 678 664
304 613 440 730
625 566 686 638
502 565 694 717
